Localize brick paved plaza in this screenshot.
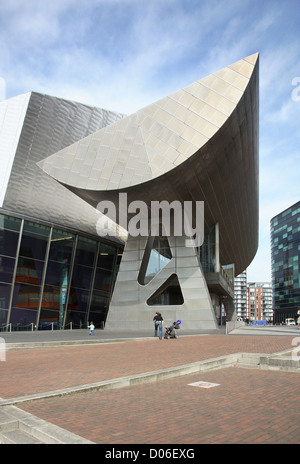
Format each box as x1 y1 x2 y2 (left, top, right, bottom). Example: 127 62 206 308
0 330 299 444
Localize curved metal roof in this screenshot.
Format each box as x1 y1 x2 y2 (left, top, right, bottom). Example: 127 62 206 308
38 53 259 276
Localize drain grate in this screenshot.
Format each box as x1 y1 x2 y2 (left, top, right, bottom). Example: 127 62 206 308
188 381 220 389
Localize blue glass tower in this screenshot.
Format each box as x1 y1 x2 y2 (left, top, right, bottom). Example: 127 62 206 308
271 201 300 323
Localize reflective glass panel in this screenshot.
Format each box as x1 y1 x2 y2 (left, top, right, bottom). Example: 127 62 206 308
48 229 75 263
74 236 97 267
9 307 37 327
15 257 45 286
89 290 110 328
93 268 113 293
66 288 90 328
44 260 71 288
19 221 50 261
22 221 50 238
12 283 41 310
40 286 64 329
0 229 20 257
72 264 93 290
0 256 16 283
97 243 117 270
0 214 21 232
0 309 8 327
0 282 12 311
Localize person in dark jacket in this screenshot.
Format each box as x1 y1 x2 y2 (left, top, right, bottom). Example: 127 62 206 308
153 312 164 339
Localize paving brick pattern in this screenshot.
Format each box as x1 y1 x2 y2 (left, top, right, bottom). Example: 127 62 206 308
0 335 295 398
21 367 299 445
1 334 299 444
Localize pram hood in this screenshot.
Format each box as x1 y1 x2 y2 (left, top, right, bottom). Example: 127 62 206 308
167 320 181 330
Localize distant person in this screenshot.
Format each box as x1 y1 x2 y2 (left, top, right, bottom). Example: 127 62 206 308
297 314 300 330
153 312 164 340
88 322 95 335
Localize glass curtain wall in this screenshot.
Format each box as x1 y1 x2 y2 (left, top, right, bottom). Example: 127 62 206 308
0 211 122 331
199 226 216 273
0 214 22 327
40 229 75 329
11 220 50 328
66 236 97 329
89 242 120 328
271 201 300 323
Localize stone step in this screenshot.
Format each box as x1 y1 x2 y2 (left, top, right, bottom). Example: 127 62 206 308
0 405 94 444
259 353 300 371
0 415 46 444
235 351 300 371
0 429 44 444
236 353 262 369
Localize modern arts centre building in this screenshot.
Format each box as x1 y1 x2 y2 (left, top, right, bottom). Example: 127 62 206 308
0 53 259 331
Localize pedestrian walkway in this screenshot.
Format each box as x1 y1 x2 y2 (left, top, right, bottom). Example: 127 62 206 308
0 326 299 444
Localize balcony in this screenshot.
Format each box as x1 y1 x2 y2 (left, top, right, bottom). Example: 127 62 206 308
205 267 234 299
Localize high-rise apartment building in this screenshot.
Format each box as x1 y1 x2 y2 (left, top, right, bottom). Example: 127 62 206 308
234 270 248 319
234 271 273 322
271 201 300 323
247 282 273 322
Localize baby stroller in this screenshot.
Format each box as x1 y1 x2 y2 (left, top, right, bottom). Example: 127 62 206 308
164 320 181 339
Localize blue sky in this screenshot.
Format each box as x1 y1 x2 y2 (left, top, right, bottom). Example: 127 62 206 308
1 0 299 282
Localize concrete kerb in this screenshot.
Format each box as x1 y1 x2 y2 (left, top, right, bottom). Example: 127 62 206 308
4 337 151 351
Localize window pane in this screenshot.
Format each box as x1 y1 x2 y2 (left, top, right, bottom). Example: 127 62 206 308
97 243 117 270
22 220 50 238
0 256 16 283
0 229 20 257
48 230 75 263
66 288 90 328
0 309 8 327
74 236 97 266
44 260 71 287
40 286 64 328
12 283 41 310
72 264 93 290
15 257 45 286
9 307 37 327
93 268 113 293
0 282 12 310
19 230 49 261
89 290 110 327
0 214 21 232
68 288 89 312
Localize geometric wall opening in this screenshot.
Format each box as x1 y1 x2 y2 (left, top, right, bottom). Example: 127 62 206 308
138 236 172 285
146 273 184 306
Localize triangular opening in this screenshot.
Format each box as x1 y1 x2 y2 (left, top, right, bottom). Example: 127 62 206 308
138 236 172 286
146 274 184 306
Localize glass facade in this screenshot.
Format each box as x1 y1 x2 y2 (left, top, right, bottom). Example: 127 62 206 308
0 211 123 331
271 201 300 323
